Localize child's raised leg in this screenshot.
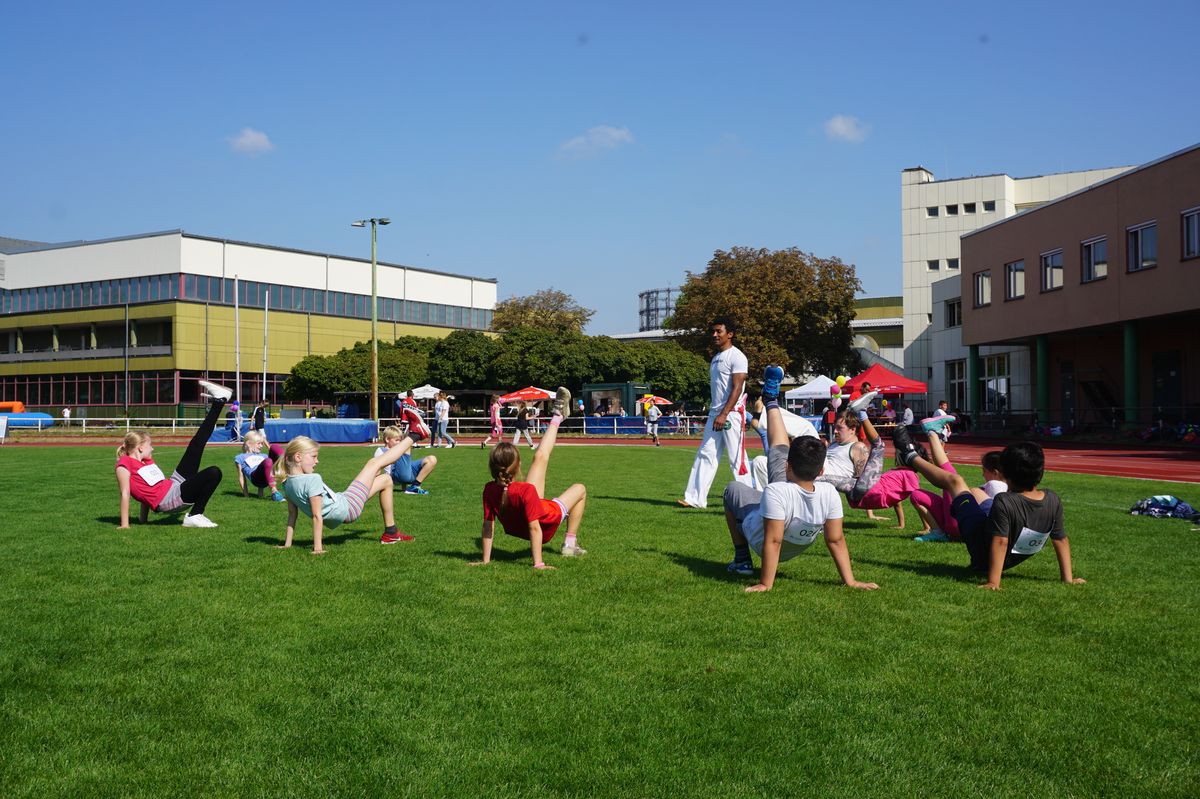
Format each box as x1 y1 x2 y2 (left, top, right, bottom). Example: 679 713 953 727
894 427 972 498
526 387 571 498
353 435 414 488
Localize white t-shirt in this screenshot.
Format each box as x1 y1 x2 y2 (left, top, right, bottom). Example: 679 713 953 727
646 405 661 423
901 408 914 425
823 441 857 479
757 407 819 440
742 481 843 558
981 480 1008 498
435 399 449 422
709 345 748 410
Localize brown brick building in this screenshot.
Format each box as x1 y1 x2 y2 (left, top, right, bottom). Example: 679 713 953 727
960 144 1200 429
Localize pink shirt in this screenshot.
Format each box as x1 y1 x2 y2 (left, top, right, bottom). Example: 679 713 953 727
116 455 173 510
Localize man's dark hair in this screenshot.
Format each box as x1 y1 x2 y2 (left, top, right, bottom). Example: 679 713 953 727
788 436 826 481
981 451 1004 474
862 382 872 390
711 316 738 336
1000 441 1044 492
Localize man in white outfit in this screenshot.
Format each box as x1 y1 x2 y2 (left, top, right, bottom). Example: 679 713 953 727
679 318 753 508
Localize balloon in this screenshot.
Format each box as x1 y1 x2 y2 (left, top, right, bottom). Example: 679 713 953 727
836 375 848 387
881 399 889 408
830 385 841 396
831 397 841 410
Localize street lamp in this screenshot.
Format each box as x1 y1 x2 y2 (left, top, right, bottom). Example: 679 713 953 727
351 217 390 422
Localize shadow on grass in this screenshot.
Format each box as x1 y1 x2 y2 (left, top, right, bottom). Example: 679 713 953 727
433 549 523 563
854 556 1041 583
243 529 369 547
96 515 186 527
594 494 704 509
658 550 744 583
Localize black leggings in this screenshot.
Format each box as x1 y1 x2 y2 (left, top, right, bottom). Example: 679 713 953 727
175 399 225 514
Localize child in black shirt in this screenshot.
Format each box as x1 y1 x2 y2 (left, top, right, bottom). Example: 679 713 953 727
894 428 1086 590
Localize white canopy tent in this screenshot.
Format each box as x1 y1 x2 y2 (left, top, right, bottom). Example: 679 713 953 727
784 375 837 400
408 384 442 400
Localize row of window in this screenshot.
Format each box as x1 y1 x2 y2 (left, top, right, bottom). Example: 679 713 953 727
973 208 1200 307
927 258 960 271
945 354 1009 413
927 201 996 218
0 370 288 407
0 273 494 331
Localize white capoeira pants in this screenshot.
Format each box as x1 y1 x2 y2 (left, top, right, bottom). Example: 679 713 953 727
683 403 752 508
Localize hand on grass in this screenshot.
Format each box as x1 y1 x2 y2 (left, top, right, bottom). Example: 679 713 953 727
849 581 880 590
311 549 325 556
744 583 771 593
1065 577 1087 585
978 582 1002 591
468 560 490 567
532 563 556 571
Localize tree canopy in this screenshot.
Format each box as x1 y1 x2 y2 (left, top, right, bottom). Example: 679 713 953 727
666 246 861 380
491 288 595 335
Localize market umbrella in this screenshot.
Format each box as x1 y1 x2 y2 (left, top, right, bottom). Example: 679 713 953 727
499 386 554 403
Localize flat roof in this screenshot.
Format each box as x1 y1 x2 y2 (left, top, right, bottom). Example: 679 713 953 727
0 228 497 284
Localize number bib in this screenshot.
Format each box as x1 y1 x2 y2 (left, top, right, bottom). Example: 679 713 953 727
137 464 166 486
784 525 822 548
1010 526 1049 556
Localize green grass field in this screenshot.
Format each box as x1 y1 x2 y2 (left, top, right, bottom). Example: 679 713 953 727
1 441 1197 798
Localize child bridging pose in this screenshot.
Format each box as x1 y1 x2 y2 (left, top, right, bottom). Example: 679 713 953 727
908 418 1006 542
893 426 1085 590
818 395 919 512
115 380 232 529
278 434 417 554
235 430 286 501
722 367 879 592
375 425 438 495
474 387 588 570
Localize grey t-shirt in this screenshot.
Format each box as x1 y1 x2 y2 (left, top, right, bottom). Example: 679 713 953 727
283 473 351 529
984 489 1066 570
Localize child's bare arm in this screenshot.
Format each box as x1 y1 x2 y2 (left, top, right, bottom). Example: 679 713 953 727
280 500 298 548
237 468 247 497
980 536 1008 589
528 520 553 570
824 518 879 590
471 519 495 565
1052 537 1086 584
746 519 784 592
309 496 325 555
116 467 132 528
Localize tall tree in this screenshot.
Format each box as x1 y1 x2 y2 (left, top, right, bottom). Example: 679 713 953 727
427 330 498 389
491 288 595 335
666 247 861 379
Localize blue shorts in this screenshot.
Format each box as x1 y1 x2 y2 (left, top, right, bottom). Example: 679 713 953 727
389 455 425 485
951 492 990 572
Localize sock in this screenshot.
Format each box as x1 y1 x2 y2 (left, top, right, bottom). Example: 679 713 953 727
384 525 397 535
565 533 577 549
765 399 779 412
734 543 751 564
550 414 563 427
411 480 421 488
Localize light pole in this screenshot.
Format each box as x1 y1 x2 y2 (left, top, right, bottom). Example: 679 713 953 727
352 217 390 421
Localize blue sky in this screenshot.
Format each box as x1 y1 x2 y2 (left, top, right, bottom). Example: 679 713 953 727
3 1 1197 334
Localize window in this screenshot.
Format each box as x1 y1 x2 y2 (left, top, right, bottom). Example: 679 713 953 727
963 202 976 214
945 298 962 328
1040 250 1063 291
947 360 966 411
946 204 959 216
1183 207 1200 259
983 200 996 212
1005 260 1025 299
974 270 991 307
1082 237 1107 282
980 354 1010 413
926 206 940 218
947 258 960 270
927 259 940 271
1127 222 1157 271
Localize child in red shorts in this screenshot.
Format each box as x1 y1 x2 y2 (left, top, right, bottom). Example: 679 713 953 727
474 387 588 570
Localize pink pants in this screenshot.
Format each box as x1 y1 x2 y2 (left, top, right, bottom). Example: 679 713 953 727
908 462 960 539
849 468 919 510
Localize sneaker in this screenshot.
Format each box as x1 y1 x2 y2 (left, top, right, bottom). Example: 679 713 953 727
921 414 956 434
561 544 588 557
726 560 754 576
270 491 286 502
762 365 785 401
182 513 218 528
404 485 429 495
848 390 879 413
892 425 921 467
198 380 233 402
914 529 952 543
380 530 415 544
553 386 572 419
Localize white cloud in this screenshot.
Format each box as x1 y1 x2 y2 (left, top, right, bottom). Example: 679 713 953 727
824 115 869 143
228 127 275 155
557 125 634 160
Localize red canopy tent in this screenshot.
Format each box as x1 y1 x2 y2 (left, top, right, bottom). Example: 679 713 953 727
844 364 926 395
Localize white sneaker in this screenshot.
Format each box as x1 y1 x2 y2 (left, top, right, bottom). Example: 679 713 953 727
198 380 233 402
560 543 587 557
848 390 878 413
553 386 572 419
182 513 219 528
